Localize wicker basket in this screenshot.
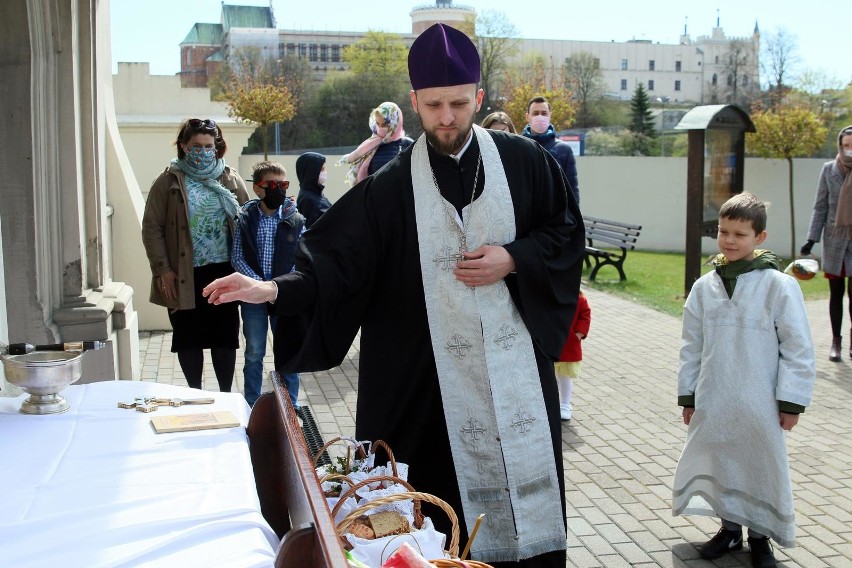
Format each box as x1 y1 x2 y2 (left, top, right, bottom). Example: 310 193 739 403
337 491 460 558
312 437 400 478
329 474 416 520
312 436 367 473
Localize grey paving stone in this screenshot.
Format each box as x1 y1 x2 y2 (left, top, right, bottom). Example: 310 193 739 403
135 285 852 567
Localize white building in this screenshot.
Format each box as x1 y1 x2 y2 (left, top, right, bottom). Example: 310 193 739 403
181 2 759 105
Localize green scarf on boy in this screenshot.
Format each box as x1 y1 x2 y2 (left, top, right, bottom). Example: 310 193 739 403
713 249 781 299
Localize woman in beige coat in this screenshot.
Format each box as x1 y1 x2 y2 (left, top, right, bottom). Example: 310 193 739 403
142 118 249 391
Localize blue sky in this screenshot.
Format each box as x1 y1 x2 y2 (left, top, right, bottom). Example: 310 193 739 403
110 0 849 88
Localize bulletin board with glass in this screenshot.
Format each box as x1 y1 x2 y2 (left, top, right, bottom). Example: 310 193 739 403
674 104 755 293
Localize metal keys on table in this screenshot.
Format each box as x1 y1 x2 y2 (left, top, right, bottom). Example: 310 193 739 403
117 397 216 413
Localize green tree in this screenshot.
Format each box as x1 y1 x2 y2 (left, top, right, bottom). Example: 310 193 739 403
308 73 417 148
343 31 408 76
304 31 413 148
583 129 632 156
627 83 657 155
563 51 606 127
225 79 297 159
747 104 827 259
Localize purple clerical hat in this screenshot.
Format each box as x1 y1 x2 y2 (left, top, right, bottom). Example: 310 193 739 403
408 23 480 90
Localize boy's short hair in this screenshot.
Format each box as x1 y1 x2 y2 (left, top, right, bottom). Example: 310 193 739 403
718 192 769 234
251 161 287 185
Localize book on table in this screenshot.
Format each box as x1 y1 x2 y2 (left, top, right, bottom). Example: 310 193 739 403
150 411 241 434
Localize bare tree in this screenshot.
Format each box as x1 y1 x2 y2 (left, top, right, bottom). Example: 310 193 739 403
762 29 799 105
722 40 756 107
460 11 519 117
563 51 606 127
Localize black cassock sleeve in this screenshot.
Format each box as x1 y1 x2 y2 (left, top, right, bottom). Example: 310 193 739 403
499 137 585 360
271 178 382 373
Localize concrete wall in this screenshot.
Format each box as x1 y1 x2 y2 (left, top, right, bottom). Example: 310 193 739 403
577 156 826 258
241 153 827 258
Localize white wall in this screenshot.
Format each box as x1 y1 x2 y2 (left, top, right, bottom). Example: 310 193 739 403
577 156 826 257
241 153 827 258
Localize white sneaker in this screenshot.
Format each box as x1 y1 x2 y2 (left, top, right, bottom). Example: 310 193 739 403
560 404 572 421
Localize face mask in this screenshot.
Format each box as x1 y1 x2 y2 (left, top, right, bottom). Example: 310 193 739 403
318 171 328 186
375 126 389 138
530 115 551 133
843 150 852 158
262 189 286 210
187 146 217 169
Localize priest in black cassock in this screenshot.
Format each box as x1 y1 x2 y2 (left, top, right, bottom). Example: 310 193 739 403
205 23 584 567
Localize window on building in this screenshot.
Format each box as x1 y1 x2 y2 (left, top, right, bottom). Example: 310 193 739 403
621 58 628 70
621 79 627 90
727 74 733 86
331 45 340 62
675 60 682 72
309 44 319 62
286 43 295 56
712 73 717 86
320 44 328 62
649 60 655 71
299 43 307 58
675 80 681 91
648 79 655 91
714 55 719 64
593 58 600 69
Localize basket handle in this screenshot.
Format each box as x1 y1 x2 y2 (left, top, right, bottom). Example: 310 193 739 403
369 439 399 478
311 435 367 469
317 472 357 490
330 474 419 522
337 491 460 558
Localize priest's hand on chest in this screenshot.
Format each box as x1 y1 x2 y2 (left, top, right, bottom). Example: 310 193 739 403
453 245 516 288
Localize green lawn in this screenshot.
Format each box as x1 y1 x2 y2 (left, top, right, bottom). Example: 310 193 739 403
583 250 830 317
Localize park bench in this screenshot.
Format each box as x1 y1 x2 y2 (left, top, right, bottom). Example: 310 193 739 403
583 216 642 282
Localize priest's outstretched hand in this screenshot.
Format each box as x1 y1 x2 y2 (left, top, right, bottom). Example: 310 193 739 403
203 273 278 305
454 245 516 288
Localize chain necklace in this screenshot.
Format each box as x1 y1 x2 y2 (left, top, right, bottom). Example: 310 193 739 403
431 151 482 253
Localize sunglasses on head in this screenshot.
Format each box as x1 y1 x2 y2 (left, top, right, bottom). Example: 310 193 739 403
257 180 290 191
188 118 218 132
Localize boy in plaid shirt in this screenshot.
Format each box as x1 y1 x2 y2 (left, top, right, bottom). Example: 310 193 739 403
232 161 305 408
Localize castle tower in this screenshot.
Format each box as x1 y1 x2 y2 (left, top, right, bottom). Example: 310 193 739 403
410 0 476 35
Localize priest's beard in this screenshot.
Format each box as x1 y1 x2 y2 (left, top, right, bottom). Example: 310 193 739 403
421 118 474 156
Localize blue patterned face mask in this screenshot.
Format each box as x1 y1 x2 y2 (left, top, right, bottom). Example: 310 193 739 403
186 146 217 170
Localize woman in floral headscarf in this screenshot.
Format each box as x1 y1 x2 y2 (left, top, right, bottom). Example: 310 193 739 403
801 125 852 362
340 101 414 187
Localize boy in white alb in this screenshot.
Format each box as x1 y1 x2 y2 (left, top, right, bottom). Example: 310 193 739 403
672 193 815 568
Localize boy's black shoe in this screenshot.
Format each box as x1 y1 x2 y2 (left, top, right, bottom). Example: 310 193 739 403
698 528 743 559
748 537 777 568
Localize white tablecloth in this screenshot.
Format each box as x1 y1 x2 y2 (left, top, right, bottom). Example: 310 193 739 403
0 381 279 567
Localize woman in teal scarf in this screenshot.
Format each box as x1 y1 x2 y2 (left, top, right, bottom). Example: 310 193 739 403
142 118 249 392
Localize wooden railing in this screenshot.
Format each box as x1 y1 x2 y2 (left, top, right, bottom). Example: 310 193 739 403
247 372 348 568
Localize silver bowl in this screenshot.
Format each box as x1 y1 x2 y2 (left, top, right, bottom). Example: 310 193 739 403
1 351 83 414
